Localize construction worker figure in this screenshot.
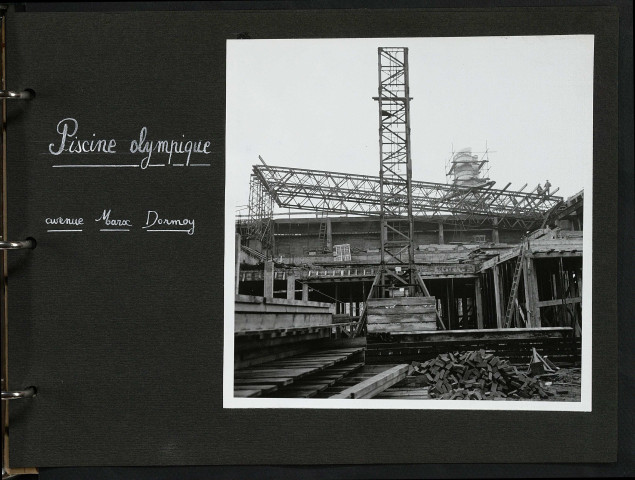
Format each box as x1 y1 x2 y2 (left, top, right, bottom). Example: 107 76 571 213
544 179 551 194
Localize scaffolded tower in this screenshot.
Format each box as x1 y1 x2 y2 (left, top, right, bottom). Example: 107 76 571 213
374 47 417 293
376 48 415 267
244 173 274 254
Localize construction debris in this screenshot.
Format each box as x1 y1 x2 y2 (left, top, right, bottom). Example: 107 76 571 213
410 350 553 400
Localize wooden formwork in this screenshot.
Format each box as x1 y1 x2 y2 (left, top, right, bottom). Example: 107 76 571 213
366 327 580 366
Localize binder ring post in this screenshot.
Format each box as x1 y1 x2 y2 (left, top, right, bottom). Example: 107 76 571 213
1 387 36 400
0 89 33 100
0 239 35 250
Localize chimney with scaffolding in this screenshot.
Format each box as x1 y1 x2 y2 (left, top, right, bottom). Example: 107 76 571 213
446 147 490 188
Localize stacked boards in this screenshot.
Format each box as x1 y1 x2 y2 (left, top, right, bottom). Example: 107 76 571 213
234 347 365 398
366 297 437 334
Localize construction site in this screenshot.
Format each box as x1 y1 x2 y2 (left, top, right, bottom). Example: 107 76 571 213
232 47 584 401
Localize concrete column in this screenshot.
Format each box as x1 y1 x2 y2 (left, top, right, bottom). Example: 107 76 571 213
492 218 500 244
492 265 503 328
264 260 274 299
326 218 333 251
438 221 445 245
286 273 295 300
302 283 309 302
235 233 241 295
474 276 484 329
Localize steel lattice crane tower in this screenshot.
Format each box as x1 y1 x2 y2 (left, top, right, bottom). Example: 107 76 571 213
374 47 418 295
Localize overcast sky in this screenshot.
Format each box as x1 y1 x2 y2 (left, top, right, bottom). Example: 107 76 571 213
226 35 594 216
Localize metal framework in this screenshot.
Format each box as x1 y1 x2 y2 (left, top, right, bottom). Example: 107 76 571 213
376 47 415 272
240 173 274 253
244 47 563 249
251 164 562 230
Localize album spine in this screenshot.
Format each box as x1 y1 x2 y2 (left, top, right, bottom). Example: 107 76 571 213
1 5 38 478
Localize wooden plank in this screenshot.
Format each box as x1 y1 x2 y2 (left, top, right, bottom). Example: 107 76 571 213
233 384 278 394
330 364 409 399
525 257 542 327
368 322 437 333
240 366 323 374
475 276 484 329
532 251 582 258
284 383 331 392
493 265 503 328
529 239 583 249
375 387 431 399
235 347 366 397
537 297 582 308
234 377 294 386
381 327 572 341
275 389 319 398
265 361 334 368
367 297 436 306
236 303 333 314
234 368 317 378
235 312 334 331
235 294 332 309
367 305 437 315
235 330 331 351
234 390 262 397
235 345 313 369
479 245 522 271
367 314 437 324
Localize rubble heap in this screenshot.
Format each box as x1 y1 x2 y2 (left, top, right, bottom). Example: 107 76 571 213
411 350 553 400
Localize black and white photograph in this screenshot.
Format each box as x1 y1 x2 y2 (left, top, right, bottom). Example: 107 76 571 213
224 36 593 409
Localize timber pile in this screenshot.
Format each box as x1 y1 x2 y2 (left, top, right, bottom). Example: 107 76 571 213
411 350 553 400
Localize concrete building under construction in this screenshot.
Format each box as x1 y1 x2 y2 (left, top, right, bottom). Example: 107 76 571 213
232 47 584 400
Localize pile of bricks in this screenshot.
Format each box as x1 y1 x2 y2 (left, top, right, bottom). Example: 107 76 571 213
411 350 553 400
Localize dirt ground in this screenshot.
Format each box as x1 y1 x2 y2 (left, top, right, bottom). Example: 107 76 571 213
534 367 582 402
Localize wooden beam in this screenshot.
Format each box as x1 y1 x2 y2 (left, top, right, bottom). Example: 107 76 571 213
525 256 541 327
532 251 582 258
522 254 533 327
537 297 582 308
492 265 503 328
474 276 484 329
329 364 409 399
388 326 573 342
478 245 522 271
235 233 242 295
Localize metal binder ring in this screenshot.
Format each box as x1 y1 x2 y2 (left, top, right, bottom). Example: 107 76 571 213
1 387 36 400
0 239 35 250
0 89 33 100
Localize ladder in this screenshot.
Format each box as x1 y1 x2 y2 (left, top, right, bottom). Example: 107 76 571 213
503 242 526 328
317 214 328 253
